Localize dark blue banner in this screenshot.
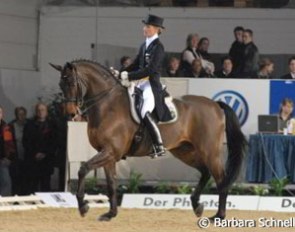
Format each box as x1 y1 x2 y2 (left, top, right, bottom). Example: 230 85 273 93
270 80 295 114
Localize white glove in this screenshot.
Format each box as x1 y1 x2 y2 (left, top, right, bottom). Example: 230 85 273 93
109 67 119 78
120 71 130 87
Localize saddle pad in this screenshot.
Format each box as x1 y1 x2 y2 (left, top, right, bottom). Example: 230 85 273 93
127 82 178 124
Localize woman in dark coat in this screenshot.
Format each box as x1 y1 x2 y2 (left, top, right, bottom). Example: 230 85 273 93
121 14 171 158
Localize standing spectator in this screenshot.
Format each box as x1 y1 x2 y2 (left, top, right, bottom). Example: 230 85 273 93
23 103 57 194
0 106 15 196
197 37 215 76
9 106 28 195
214 56 236 78
256 58 274 79
180 33 201 76
280 56 295 80
186 59 209 78
240 29 259 78
197 37 212 61
162 57 183 77
229 26 244 74
119 56 132 72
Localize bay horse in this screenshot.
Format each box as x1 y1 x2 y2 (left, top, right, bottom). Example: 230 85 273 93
50 60 246 222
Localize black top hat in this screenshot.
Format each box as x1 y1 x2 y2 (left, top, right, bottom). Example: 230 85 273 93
142 14 165 29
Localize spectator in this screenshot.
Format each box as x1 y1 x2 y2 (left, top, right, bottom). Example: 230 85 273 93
229 26 244 74
256 58 274 79
197 37 215 76
0 106 15 196
180 33 201 76
23 103 57 194
186 58 209 78
280 56 295 80
278 98 293 132
162 57 183 77
119 56 132 72
240 29 260 78
9 106 28 195
214 56 236 78
197 37 212 61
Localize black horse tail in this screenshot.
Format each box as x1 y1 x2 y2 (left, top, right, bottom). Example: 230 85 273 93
217 101 247 191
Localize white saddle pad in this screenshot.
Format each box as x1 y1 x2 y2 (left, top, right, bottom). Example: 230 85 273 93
127 82 178 124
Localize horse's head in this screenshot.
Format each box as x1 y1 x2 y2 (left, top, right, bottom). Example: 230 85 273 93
50 62 84 118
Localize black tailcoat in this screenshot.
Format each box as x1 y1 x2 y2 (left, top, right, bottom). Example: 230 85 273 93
125 38 172 121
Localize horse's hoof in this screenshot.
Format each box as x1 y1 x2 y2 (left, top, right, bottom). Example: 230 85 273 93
98 212 116 221
194 204 204 217
79 203 89 217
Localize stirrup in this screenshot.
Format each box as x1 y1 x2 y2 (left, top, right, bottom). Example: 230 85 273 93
150 144 166 159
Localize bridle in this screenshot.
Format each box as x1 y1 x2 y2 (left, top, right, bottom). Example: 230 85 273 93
60 68 120 116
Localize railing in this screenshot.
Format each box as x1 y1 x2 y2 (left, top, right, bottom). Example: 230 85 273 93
44 0 293 8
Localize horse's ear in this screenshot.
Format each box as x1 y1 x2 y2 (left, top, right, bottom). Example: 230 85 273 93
49 63 63 72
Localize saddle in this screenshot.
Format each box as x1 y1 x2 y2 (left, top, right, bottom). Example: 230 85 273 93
126 82 178 157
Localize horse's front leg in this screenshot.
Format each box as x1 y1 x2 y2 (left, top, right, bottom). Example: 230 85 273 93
99 161 117 221
76 151 114 217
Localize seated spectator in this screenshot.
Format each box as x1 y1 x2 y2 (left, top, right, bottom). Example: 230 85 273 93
180 33 201 76
119 56 132 72
197 37 215 76
256 58 274 79
280 56 295 79
186 59 209 78
9 106 28 195
23 103 57 194
214 56 236 78
278 98 293 132
229 26 244 74
162 57 183 77
0 106 15 196
240 29 259 78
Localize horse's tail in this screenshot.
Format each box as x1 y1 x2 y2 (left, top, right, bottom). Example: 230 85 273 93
217 101 247 191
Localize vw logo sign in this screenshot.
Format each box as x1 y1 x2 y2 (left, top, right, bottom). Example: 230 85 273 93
213 90 249 126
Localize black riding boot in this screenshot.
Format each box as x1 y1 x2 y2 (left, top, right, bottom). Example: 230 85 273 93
143 112 166 158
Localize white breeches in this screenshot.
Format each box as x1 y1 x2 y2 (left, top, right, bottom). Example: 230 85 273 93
136 80 155 118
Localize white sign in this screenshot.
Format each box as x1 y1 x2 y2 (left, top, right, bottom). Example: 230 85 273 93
188 79 270 136
121 194 259 210
36 192 78 208
258 197 295 212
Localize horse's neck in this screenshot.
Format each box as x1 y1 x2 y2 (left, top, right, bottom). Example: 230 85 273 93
86 84 130 125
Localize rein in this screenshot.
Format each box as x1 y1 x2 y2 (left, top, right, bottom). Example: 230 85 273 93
63 69 121 116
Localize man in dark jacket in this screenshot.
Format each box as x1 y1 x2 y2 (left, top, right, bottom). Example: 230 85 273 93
240 29 259 78
280 56 295 80
0 106 15 196
23 103 57 193
121 14 172 158
229 26 244 74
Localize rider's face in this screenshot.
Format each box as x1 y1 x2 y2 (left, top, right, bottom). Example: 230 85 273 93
143 24 159 38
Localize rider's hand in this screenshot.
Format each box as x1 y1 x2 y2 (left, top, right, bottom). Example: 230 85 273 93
120 71 130 87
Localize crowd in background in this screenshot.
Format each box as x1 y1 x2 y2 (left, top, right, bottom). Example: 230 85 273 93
120 26 295 79
0 104 66 196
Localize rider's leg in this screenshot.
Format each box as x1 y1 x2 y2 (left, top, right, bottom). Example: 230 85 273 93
143 112 166 157
139 81 165 157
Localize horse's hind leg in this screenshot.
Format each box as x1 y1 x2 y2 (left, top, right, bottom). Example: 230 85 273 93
191 167 211 217
209 159 227 220
76 151 114 217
